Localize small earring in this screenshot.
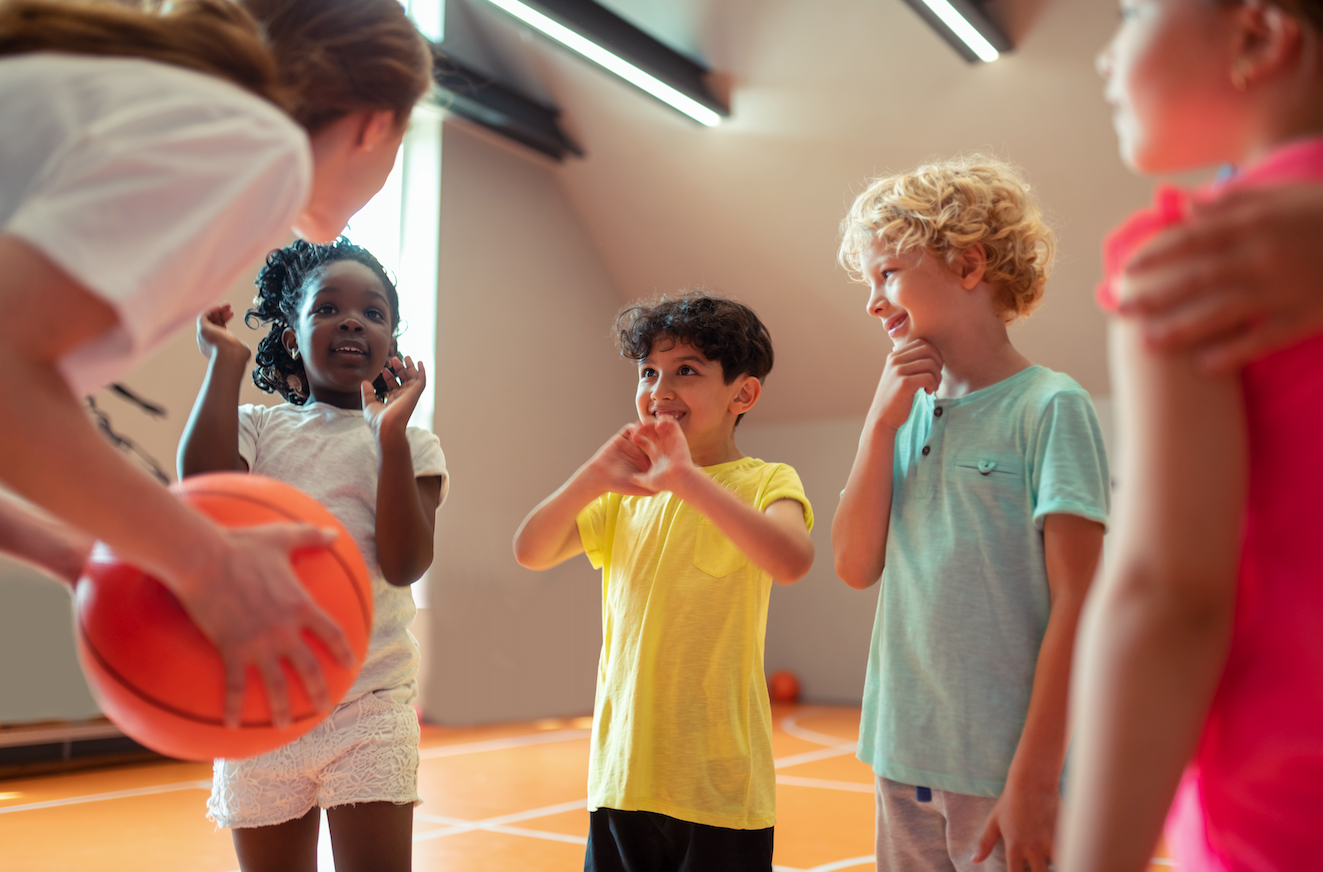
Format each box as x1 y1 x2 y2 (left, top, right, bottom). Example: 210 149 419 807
1231 59 1251 92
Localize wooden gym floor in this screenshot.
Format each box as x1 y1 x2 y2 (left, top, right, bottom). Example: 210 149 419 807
0 705 1173 871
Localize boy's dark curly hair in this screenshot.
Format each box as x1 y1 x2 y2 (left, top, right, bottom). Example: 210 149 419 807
246 237 400 404
615 292 774 425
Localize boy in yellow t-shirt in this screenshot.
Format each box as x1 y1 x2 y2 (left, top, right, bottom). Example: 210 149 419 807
514 292 815 871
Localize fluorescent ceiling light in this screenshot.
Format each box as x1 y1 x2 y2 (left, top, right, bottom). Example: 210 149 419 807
480 0 723 126
919 0 998 61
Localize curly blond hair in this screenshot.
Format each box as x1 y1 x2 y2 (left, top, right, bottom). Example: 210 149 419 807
838 155 1056 321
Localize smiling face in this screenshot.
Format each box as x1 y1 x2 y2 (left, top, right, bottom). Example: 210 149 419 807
1099 0 1249 173
635 339 757 462
859 242 971 344
282 260 397 408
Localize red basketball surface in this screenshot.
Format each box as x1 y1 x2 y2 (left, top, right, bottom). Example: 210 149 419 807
74 473 372 761
768 670 801 704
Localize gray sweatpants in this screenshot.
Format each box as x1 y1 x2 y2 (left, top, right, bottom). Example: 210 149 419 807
874 776 1007 872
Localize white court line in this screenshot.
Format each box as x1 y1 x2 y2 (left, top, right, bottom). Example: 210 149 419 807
413 798 588 842
0 728 585 818
774 745 857 769
471 823 586 845
807 856 876 872
773 856 877 872
0 780 211 815
774 708 857 770
774 857 875 872
418 818 587 846
776 774 874 794
418 728 589 759
779 708 858 751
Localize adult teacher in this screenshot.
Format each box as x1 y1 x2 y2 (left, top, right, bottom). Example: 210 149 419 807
0 0 433 729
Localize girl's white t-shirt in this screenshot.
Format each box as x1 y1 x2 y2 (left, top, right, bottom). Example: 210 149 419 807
237 401 449 704
0 53 313 396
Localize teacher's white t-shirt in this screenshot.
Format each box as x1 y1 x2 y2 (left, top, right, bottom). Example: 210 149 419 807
0 53 312 396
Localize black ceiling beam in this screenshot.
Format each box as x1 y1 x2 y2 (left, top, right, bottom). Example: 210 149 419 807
498 0 728 120
432 52 583 161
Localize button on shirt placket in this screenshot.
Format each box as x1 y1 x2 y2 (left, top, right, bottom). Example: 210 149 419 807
914 401 949 497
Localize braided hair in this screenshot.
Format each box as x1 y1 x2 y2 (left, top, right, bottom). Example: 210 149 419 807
246 238 400 404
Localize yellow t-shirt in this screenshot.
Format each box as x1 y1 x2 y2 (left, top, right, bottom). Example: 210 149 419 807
575 457 813 829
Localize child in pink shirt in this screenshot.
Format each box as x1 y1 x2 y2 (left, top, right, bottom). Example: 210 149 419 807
1063 3 1323 871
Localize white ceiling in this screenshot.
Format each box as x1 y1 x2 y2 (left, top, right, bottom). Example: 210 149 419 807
442 0 1159 422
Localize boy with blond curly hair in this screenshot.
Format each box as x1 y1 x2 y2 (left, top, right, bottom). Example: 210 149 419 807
832 157 1109 872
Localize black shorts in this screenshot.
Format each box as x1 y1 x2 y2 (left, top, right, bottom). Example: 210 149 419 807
584 807 774 872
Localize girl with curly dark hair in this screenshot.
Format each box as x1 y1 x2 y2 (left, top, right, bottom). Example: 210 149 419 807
180 238 447 871
0 0 432 733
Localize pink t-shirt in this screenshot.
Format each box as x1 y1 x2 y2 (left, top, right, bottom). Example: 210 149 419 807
1099 138 1323 871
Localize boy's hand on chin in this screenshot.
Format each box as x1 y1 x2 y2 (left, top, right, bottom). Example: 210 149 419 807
871 339 943 431
629 417 696 495
586 424 656 497
974 779 1057 872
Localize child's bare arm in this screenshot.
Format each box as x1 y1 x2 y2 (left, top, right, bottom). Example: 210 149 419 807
1060 320 1243 872
513 425 654 571
832 339 943 589
178 305 250 477
364 357 442 587
374 444 440 587
0 496 95 586
974 512 1104 872
630 419 813 583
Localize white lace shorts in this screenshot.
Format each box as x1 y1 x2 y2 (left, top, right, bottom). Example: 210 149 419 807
207 690 421 829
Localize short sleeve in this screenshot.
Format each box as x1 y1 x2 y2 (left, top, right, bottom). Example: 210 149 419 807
406 427 450 506
576 496 609 571
1030 390 1111 530
236 403 268 472
3 60 312 395
756 463 814 532
1097 185 1187 312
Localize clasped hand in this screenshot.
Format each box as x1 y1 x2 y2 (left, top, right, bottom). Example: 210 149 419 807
587 418 696 498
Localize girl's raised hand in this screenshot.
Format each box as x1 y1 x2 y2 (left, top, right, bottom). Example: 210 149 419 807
362 355 425 435
195 305 250 362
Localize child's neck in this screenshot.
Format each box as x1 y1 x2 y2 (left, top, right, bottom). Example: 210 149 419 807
930 321 1032 400
1236 72 1323 167
305 388 363 411
687 429 745 468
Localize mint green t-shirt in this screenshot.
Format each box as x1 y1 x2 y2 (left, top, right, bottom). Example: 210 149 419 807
856 365 1110 797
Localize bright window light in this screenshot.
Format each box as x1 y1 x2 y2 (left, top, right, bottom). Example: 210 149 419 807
342 104 443 608
343 110 441 435
480 0 723 126
410 0 445 43
919 0 999 62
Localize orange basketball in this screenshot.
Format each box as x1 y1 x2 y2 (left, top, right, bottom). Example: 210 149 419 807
74 472 372 761
768 670 801 704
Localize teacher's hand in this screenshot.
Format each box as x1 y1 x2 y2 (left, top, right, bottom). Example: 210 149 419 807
1120 184 1323 373
175 524 356 729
